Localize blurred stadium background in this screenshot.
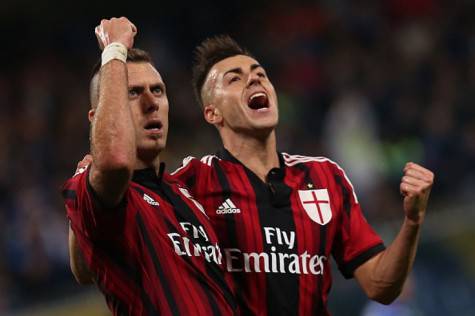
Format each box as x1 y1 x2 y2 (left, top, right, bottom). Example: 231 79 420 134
0 0 474 315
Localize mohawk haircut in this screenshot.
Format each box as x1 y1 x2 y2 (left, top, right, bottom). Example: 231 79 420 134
89 48 153 108
191 35 252 108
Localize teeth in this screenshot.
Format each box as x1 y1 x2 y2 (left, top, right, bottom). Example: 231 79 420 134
249 92 266 101
146 122 161 130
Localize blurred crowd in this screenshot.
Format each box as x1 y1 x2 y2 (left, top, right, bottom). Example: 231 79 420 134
0 0 474 315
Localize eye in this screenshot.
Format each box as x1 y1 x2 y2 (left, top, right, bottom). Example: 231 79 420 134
257 72 267 78
152 86 163 95
128 88 139 97
229 76 241 83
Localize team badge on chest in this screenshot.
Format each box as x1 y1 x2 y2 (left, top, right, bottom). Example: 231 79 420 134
298 189 332 225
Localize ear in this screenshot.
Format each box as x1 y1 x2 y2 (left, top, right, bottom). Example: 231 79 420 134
204 104 223 125
88 109 95 123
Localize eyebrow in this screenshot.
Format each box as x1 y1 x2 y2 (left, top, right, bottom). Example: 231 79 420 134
152 83 166 91
250 63 263 71
223 63 264 77
128 82 165 92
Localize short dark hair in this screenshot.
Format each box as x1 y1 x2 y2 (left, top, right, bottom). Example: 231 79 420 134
90 48 153 107
191 35 252 108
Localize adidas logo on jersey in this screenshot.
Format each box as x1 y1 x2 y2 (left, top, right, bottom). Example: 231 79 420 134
143 193 159 206
216 198 241 214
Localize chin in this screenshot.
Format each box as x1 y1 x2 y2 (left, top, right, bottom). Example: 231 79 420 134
245 125 276 139
137 141 165 161
251 118 278 131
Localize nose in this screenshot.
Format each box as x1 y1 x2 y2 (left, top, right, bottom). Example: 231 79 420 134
247 72 261 87
141 89 159 113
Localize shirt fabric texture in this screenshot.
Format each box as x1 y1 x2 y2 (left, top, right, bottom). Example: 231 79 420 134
172 149 385 316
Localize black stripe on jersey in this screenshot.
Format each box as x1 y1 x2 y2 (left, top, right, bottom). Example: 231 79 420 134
185 174 196 191
206 290 223 316
136 212 181 316
334 175 351 216
244 166 300 316
213 159 246 312
340 243 386 279
296 163 326 315
133 186 145 194
213 158 232 200
62 189 76 200
159 183 236 314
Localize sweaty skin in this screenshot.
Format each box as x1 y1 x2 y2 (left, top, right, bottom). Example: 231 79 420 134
201 68 219 106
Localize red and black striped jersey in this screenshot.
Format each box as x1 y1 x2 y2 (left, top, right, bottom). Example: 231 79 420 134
62 166 237 316
172 149 385 316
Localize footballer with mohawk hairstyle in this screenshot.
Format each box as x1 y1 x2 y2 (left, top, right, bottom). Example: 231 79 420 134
172 34 435 315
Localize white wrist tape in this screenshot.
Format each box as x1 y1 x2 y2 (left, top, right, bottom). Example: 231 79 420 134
101 42 127 66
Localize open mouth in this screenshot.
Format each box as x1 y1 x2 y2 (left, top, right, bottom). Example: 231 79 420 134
248 92 269 110
144 120 163 131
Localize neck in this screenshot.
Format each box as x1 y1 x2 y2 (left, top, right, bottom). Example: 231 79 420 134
135 151 162 174
221 129 279 182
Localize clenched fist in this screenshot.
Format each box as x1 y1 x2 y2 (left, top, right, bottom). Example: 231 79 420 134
94 17 137 50
400 162 434 224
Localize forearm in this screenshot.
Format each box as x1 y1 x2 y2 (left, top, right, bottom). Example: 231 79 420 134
355 162 433 304
92 60 135 172
366 218 421 303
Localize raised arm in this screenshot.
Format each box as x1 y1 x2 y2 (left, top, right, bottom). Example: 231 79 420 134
67 18 138 284
354 162 434 304
89 17 137 207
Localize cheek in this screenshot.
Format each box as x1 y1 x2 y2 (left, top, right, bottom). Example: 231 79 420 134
215 80 241 101
160 100 169 115
221 87 242 108
267 83 277 100
129 103 142 123
160 101 169 125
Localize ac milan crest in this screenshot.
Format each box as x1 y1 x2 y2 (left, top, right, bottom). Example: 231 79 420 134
298 189 332 225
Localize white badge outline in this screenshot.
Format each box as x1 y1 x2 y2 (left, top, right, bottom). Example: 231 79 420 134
298 189 332 225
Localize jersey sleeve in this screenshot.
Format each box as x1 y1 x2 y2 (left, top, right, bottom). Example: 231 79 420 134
61 166 127 243
330 164 385 279
171 156 205 197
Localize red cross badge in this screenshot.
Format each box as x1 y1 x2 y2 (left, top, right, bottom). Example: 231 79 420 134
298 189 332 225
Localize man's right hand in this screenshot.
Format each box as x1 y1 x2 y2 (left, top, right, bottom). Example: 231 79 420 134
94 17 137 50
